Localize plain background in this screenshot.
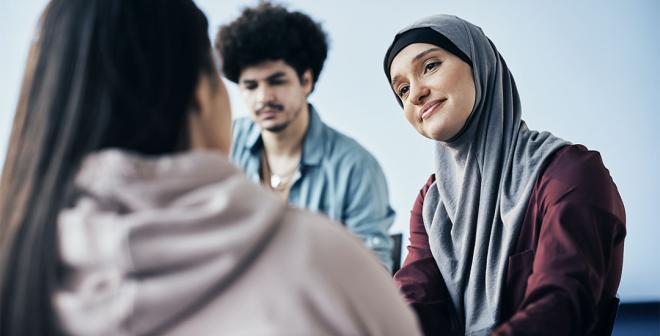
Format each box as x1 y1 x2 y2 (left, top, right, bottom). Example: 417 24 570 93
1 0 658 302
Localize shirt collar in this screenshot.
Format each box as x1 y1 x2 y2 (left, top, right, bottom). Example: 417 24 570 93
245 119 263 152
301 104 325 166
243 103 326 166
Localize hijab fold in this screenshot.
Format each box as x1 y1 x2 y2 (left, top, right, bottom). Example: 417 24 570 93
385 15 569 335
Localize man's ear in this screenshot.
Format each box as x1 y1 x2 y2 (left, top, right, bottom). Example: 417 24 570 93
302 69 314 96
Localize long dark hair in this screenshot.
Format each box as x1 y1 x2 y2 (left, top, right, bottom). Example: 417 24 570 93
0 0 214 334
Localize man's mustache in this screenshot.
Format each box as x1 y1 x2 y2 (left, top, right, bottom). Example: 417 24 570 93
256 103 284 115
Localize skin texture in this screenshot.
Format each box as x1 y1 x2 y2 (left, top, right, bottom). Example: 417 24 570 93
238 60 312 135
389 43 476 141
187 66 233 156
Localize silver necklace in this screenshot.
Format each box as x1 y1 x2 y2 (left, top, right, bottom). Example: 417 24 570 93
262 151 299 191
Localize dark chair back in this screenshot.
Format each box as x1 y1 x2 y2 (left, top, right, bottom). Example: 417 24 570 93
604 296 620 335
593 296 619 335
390 233 403 274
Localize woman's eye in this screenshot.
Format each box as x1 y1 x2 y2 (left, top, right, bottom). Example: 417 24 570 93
397 85 409 98
424 61 440 73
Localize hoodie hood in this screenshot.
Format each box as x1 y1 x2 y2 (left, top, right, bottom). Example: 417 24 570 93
54 149 285 335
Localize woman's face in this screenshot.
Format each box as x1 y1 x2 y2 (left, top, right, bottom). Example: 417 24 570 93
389 43 476 141
188 66 233 155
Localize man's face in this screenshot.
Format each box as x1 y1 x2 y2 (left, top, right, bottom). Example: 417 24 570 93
238 60 312 133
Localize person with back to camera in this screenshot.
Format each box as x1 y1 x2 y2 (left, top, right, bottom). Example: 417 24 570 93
216 2 397 271
383 14 626 335
0 0 422 335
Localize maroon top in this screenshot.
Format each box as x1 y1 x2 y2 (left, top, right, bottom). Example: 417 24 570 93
394 145 626 335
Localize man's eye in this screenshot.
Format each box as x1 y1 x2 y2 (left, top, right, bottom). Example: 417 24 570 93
269 79 286 86
244 84 257 90
397 85 409 98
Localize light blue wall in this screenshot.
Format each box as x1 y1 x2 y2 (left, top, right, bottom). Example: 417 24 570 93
1 0 658 302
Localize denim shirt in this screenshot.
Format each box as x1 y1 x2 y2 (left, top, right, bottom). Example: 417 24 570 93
231 105 395 270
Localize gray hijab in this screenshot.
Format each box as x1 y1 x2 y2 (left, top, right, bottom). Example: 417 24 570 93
385 15 569 334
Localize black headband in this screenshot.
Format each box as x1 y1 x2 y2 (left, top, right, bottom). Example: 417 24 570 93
383 27 472 106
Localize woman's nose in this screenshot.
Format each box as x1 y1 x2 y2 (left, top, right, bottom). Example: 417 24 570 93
409 83 429 106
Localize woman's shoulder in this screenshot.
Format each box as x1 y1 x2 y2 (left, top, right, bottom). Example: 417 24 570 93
543 144 609 180
279 208 385 271
271 208 422 335
536 144 624 218
539 144 611 189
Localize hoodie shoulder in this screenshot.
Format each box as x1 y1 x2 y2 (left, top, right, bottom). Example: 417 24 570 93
275 209 422 335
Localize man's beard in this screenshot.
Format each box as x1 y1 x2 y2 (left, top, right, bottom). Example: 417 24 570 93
265 122 290 133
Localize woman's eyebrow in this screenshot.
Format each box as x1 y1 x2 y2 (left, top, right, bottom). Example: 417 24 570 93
412 47 442 64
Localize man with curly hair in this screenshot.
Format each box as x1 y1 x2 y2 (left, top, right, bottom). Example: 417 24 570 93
216 2 395 270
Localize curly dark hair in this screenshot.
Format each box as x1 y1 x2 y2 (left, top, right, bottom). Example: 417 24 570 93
215 2 328 92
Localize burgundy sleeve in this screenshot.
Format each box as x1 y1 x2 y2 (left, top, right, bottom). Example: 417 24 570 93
493 148 626 336
394 175 457 335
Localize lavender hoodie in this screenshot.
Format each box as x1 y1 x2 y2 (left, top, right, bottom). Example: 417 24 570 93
54 150 421 336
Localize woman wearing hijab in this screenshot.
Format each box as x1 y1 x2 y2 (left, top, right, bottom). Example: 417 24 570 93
0 1 422 335
384 15 625 335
